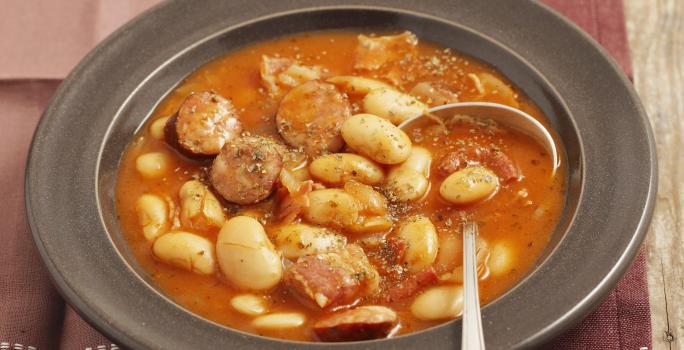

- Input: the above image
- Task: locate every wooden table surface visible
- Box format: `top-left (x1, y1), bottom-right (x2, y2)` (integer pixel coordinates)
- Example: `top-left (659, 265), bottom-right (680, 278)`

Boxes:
top-left (624, 1), bottom-right (683, 349)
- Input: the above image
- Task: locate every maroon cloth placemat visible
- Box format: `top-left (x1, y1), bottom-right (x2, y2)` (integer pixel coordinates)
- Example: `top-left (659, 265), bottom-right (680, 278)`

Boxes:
top-left (0, 0), bottom-right (651, 349)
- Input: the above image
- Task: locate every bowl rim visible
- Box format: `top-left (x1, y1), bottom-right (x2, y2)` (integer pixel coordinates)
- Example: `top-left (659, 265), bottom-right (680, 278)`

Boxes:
top-left (25, 1), bottom-right (656, 349)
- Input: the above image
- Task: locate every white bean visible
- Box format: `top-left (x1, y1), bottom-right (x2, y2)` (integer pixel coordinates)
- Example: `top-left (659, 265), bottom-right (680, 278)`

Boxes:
top-left (149, 116), bottom-right (170, 140)
top-left (252, 312), bottom-right (306, 329)
top-left (273, 223), bottom-right (347, 260)
top-left (386, 147), bottom-right (432, 202)
top-left (136, 194), bottom-right (170, 241)
top-left (152, 231), bottom-right (216, 275)
top-left (410, 285), bottom-right (464, 320)
top-left (434, 232), bottom-right (461, 275)
top-left (346, 216), bottom-right (394, 235)
top-left (386, 168), bottom-right (429, 202)
top-left (179, 180), bottom-right (226, 231)
top-left (396, 215), bottom-right (439, 272)
top-left (400, 146), bottom-right (432, 176)
top-left (341, 114), bottom-right (412, 165)
top-left (304, 189), bottom-right (360, 228)
top-left (230, 294), bottom-right (268, 316)
top-left (363, 87), bottom-right (428, 125)
top-left (489, 241), bottom-right (515, 277)
top-left (439, 166), bottom-right (499, 205)
top-left (327, 75), bottom-right (394, 95)
top-left (216, 216), bottom-right (283, 290)
top-left (327, 76), bottom-right (429, 124)
top-left (309, 153), bottom-right (385, 186)
top-left (442, 237), bottom-right (490, 283)
top-left (135, 152), bottom-right (171, 179)
top-left (343, 181), bottom-right (388, 216)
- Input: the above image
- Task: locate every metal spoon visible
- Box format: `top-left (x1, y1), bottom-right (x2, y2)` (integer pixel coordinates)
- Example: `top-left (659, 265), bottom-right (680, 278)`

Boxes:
top-left (461, 221), bottom-right (485, 350)
top-left (397, 102), bottom-right (560, 349)
top-left (398, 102), bottom-right (560, 177)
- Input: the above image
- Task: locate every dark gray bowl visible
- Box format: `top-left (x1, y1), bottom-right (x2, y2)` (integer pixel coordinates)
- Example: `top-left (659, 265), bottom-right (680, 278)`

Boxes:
top-left (25, 0), bottom-right (656, 349)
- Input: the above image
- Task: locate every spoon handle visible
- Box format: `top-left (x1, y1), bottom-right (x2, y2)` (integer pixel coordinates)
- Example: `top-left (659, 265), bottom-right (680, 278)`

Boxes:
top-left (462, 221), bottom-right (486, 350)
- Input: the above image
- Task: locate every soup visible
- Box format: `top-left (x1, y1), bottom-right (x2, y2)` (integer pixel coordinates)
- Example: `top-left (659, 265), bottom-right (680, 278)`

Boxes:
top-left (115, 30), bottom-right (565, 341)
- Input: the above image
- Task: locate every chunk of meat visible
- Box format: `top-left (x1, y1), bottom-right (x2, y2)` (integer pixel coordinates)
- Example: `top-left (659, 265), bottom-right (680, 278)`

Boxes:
top-left (284, 245), bottom-right (380, 309)
top-left (354, 32), bottom-right (418, 70)
top-left (276, 81), bottom-right (351, 157)
top-left (367, 237), bottom-right (407, 276)
top-left (354, 32), bottom-right (419, 85)
top-left (436, 146), bottom-right (520, 182)
top-left (210, 135), bottom-right (283, 205)
top-left (164, 91), bottom-right (242, 157)
top-left (367, 238), bottom-right (438, 302)
top-left (314, 306), bottom-right (398, 342)
top-left (260, 55), bottom-right (322, 96)
top-left (410, 82), bottom-right (459, 106)
top-left (384, 268), bottom-right (438, 303)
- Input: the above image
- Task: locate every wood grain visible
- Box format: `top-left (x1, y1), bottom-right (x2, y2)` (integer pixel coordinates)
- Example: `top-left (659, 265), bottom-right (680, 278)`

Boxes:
top-left (624, 1), bottom-right (684, 349)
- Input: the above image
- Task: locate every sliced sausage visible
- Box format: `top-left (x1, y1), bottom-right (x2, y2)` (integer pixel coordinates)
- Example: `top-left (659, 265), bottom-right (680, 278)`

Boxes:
top-left (314, 305), bottom-right (398, 342)
top-left (210, 135), bottom-right (283, 205)
top-left (165, 91), bottom-right (242, 157)
top-left (284, 245), bottom-right (379, 309)
top-left (276, 81), bottom-right (351, 157)
top-left (436, 146), bottom-right (520, 182)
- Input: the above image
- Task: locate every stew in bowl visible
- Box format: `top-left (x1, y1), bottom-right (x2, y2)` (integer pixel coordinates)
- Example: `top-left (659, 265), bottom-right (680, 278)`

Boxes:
top-left (115, 30), bottom-right (565, 342)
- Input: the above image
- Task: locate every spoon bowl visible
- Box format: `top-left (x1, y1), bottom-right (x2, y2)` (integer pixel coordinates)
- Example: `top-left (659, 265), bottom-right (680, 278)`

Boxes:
top-left (398, 102), bottom-right (560, 177)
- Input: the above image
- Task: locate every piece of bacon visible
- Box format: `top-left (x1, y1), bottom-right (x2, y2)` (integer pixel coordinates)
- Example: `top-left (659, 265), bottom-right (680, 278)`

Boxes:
top-left (436, 146), bottom-right (520, 182)
top-left (367, 238), bottom-right (438, 302)
top-left (384, 268), bottom-right (439, 303)
top-left (274, 169), bottom-right (313, 223)
top-left (284, 245), bottom-right (380, 309)
top-left (368, 237), bottom-right (407, 276)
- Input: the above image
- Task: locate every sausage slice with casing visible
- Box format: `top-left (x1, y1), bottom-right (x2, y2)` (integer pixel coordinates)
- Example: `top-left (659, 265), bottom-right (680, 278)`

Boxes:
top-left (165, 91), bottom-right (242, 157)
top-left (276, 81), bottom-right (351, 157)
top-left (210, 135), bottom-right (283, 205)
top-left (314, 306), bottom-right (398, 342)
